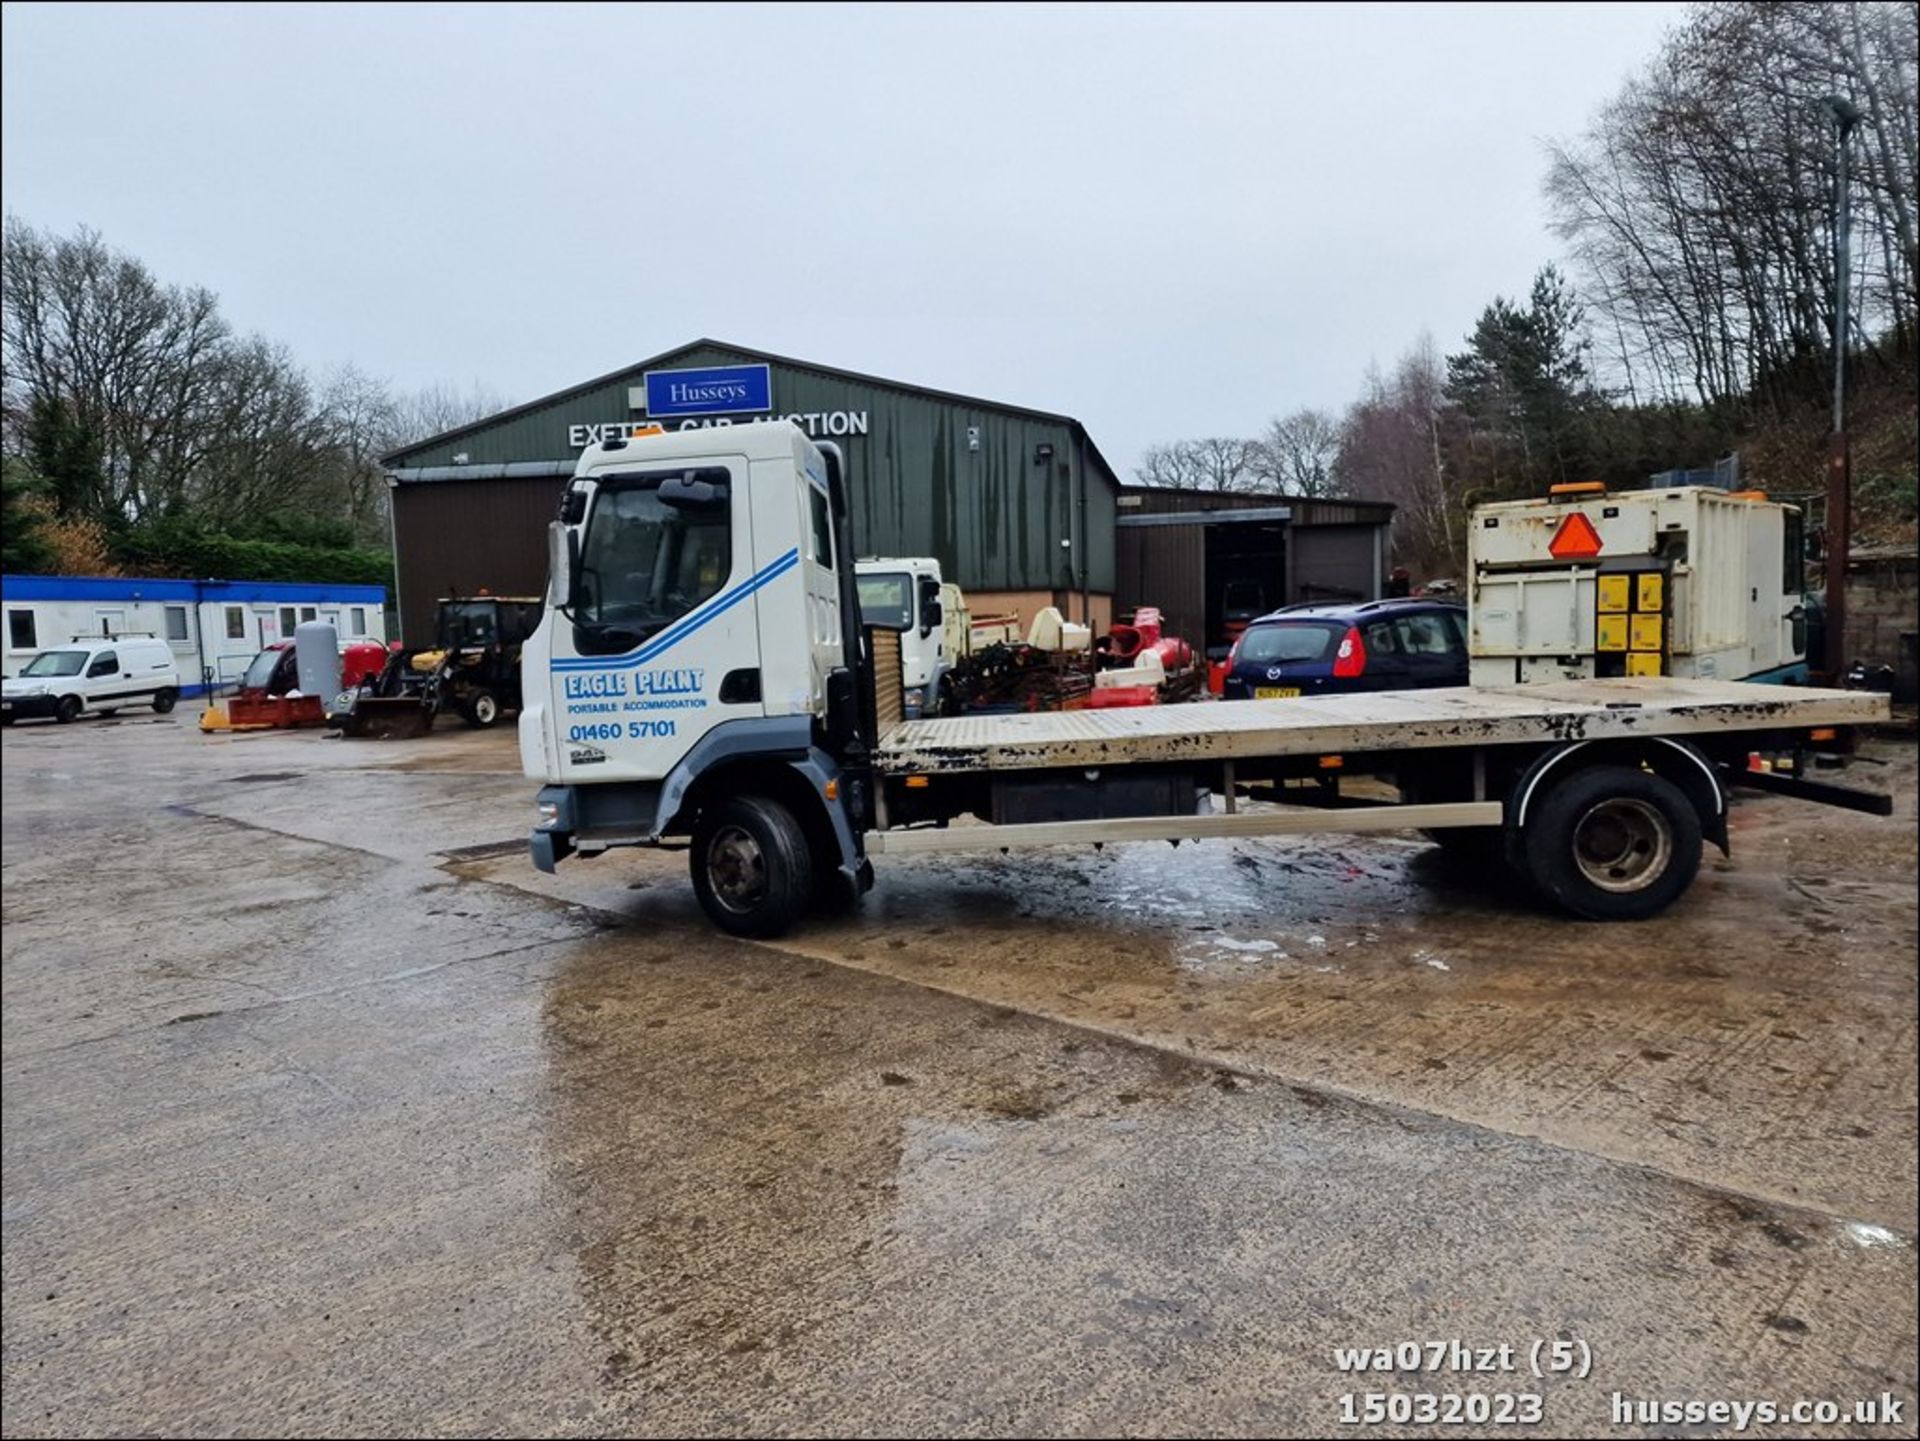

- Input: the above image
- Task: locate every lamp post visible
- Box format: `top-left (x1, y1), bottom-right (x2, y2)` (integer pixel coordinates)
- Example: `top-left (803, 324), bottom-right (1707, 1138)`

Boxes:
top-left (1821, 93), bottom-right (1862, 681)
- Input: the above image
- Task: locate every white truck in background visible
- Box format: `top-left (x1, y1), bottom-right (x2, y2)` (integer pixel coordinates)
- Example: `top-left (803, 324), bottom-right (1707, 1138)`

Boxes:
top-left (1470, 483), bottom-right (1811, 687)
top-left (854, 558), bottom-right (947, 719)
top-left (518, 422), bottom-right (1889, 939)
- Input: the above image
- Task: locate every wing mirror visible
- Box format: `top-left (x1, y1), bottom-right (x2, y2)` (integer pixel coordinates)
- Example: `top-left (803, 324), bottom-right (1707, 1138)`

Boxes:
top-left (547, 521), bottom-right (580, 611)
top-left (918, 575), bottom-right (943, 638)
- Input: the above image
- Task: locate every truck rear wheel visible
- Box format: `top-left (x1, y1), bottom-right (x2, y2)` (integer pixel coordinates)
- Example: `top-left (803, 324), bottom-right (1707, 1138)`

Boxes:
top-left (1525, 766), bottom-right (1701, 921)
top-left (151, 688), bottom-right (178, 714)
top-left (691, 795), bottom-right (813, 939)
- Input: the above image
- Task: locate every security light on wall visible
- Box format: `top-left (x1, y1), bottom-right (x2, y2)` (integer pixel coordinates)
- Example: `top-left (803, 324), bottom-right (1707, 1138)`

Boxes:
top-left (1034, 443), bottom-right (1055, 465)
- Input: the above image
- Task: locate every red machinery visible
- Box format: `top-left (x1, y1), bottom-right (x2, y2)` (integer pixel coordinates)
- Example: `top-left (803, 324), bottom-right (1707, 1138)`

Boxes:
top-left (1090, 607), bottom-right (1200, 708)
top-left (203, 639), bottom-right (390, 730)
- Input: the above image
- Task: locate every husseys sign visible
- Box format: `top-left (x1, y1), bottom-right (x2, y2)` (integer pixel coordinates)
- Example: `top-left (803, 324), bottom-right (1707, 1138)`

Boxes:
top-left (565, 361), bottom-right (870, 449)
top-left (643, 363), bottom-right (772, 418)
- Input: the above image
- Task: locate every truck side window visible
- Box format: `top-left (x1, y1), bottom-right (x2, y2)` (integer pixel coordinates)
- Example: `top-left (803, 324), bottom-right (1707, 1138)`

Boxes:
top-left (1783, 511), bottom-right (1804, 595)
top-left (88, 651), bottom-right (117, 677)
top-left (809, 485), bottom-right (834, 570)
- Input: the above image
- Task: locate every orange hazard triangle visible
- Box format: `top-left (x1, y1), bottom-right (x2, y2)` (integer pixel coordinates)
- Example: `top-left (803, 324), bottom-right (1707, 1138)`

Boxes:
top-left (1548, 511), bottom-right (1604, 559)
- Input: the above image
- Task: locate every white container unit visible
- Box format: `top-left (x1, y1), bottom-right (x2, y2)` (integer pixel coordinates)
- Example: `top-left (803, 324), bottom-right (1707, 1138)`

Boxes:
top-left (1, 575), bottom-right (389, 694)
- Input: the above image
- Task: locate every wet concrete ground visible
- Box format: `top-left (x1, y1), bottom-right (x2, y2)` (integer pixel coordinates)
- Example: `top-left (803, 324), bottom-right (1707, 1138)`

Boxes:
top-left (3, 709), bottom-right (1915, 1436)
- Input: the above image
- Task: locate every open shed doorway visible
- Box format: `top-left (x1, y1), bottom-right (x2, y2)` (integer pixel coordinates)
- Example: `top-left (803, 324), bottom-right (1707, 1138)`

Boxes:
top-left (1205, 520), bottom-right (1288, 658)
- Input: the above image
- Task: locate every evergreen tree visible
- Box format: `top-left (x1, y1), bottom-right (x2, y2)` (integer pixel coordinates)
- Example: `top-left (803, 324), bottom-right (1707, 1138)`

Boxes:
top-left (1, 458), bottom-right (56, 573)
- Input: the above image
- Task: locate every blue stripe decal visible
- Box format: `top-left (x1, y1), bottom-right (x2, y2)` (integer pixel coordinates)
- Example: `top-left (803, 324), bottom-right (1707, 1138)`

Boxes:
top-left (552, 548), bottom-right (799, 672)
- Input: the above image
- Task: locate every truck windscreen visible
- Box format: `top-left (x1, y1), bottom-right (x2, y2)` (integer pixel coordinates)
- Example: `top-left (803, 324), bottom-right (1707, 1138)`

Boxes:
top-left (857, 573), bottom-right (913, 630)
top-left (576, 472), bottom-right (731, 638)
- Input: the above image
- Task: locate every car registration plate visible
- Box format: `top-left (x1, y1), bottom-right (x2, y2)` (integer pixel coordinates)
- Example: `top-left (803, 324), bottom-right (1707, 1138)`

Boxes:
top-left (1254, 686), bottom-right (1301, 699)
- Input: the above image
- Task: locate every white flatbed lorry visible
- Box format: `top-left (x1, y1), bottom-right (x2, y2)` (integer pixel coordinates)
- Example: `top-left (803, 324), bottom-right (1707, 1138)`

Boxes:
top-left (520, 421), bottom-right (1892, 938)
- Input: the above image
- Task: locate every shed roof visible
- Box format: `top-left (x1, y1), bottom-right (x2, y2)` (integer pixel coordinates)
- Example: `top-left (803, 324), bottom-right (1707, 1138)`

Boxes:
top-left (382, 338), bottom-right (1124, 491)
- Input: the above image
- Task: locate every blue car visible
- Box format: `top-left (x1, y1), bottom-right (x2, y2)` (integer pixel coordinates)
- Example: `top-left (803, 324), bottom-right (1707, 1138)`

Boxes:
top-left (1222, 598), bottom-right (1469, 699)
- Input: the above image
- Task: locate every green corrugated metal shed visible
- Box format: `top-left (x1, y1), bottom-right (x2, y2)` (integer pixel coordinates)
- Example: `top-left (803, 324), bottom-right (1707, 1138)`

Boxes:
top-left (383, 341), bottom-right (1120, 638)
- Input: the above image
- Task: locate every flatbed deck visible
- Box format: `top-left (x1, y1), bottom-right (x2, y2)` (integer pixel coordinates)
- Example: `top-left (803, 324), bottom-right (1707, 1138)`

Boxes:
top-left (875, 678), bottom-right (1889, 774)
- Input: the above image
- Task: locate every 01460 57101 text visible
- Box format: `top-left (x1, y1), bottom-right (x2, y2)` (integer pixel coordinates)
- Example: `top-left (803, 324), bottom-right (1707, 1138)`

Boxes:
top-left (567, 720), bottom-right (676, 743)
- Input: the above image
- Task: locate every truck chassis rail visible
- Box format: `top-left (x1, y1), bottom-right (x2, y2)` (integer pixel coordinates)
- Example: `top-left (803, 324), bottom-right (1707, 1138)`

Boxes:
top-left (866, 800), bottom-right (1504, 855)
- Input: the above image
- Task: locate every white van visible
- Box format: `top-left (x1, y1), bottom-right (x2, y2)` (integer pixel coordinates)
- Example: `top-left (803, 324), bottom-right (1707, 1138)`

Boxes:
top-left (2, 635), bottom-right (182, 724)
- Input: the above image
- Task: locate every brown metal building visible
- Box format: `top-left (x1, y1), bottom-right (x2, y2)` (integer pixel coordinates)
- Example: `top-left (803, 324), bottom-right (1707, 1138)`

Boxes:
top-left (1115, 488), bottom-right (1397, 657)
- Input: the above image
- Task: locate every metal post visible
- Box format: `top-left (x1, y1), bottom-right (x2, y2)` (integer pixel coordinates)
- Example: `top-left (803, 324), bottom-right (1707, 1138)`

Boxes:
top-left (1822, 95), bottom-right (1861, 682)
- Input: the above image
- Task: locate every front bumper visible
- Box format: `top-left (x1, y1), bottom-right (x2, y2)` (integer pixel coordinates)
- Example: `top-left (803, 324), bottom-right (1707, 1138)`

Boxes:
top-left (529, 825), bottom-right (575, 873)
top-left (1, 693), bottom-right (59, 719)
top-left (529, 784), bottom-right (577, 873)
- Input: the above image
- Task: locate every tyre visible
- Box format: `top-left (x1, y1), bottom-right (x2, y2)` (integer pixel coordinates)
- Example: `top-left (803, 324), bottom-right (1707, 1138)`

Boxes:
top-left (55, 695), bottom-right (82, 724)
top-left (151, 688), bottom-right (178, 714)
top-left (690, 795), bottom-right (813, 939)
top-left (1525, 765), bottom-right (1702, 921)
top-left (459, 689), bottom-right (500, 728)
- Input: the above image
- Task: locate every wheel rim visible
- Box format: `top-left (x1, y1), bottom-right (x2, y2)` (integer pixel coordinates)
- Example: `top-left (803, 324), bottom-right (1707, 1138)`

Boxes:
top-left (706, 824), bottom-right (769, 914)
top-left (475, 695), bottom-right (497, 724)
top-left (1572, 797), bottom-right (1672, 892)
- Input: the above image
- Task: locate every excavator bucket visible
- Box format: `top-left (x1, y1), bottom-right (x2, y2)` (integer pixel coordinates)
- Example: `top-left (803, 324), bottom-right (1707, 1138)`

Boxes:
top-left (336, 695), bottom-right (437, 740)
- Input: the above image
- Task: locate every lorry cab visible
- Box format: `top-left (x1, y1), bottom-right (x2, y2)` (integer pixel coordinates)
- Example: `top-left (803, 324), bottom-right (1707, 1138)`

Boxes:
top-left (854, 557), bottom-right (946, 718)
top-left (520, 420), bottom-right (871, 909)
top-left (2, 634), bottom-right (181, 724)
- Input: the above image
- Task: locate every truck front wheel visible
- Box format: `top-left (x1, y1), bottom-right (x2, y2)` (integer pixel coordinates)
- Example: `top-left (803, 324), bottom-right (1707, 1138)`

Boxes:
top-left (691, 795), bottom-right (813, 939)
top-left (1526, 766), bottom-right (1701, 921)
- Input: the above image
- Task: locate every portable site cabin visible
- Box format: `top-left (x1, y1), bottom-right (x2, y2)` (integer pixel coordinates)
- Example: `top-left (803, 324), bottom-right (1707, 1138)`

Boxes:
top-left (1468, 485), bottom-right (1809, 687)
top-left (1, 575), bottom-right (389, 696)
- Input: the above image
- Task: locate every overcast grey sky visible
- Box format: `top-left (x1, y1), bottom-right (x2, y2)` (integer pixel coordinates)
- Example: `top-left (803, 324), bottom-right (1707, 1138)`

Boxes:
top-left (2, 1), bottom-right (1685, 471)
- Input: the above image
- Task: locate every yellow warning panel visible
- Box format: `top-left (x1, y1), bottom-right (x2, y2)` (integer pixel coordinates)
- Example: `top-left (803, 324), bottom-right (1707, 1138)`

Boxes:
top-left (1597, 614), bottom-right (1629, 651)
top-left (1630, 614), bottom-right (1664, 651)
top-left (1597, 574), bottom-right (1631, 613)
top-left (1626, 651), bottom-right (1663, 677)
top-left (1636, 572), bottom-right (1664, 612)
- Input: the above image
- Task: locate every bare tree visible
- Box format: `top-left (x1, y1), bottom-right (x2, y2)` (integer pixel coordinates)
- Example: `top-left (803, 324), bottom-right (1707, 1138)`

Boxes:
top-left (1132, 436), bottom-right (1259, 491)
top-left (319, 363), bottom-right (403, 545)
top-left (1546, 1), bottom-right (1917, 413)
top-left (2, 217), bottom-right (230, 520)
top-left (1250, 408), bottom-right (1343, 496)
top-left (386, 380), bottom-right (513, 451)
top-left (1334, 339), bottom-right (1457, 578)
